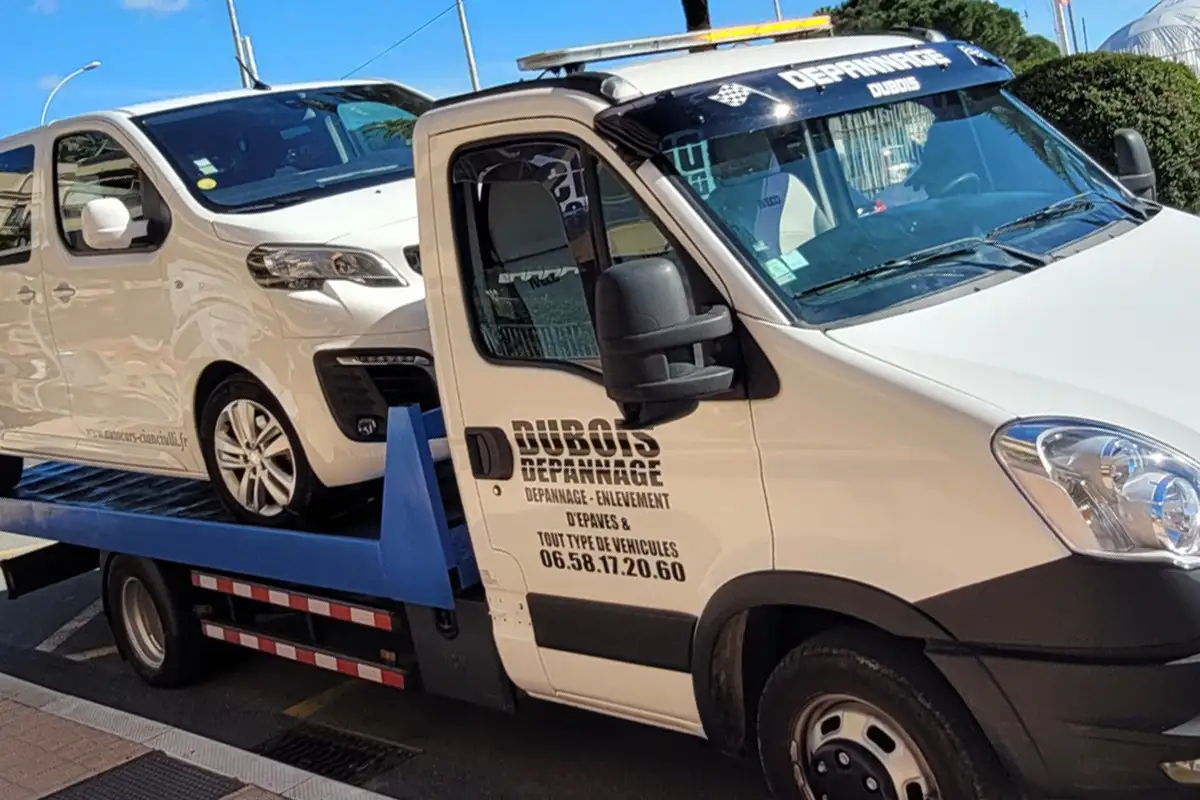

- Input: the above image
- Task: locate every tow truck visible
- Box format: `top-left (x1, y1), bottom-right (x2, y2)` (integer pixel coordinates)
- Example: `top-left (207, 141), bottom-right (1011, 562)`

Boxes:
top-left (4, 15), bottom-right (1199, 800)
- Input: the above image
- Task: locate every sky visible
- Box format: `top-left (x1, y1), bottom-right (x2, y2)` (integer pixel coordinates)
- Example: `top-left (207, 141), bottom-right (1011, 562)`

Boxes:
top-left (0, 0), bottom-right (1153, 138)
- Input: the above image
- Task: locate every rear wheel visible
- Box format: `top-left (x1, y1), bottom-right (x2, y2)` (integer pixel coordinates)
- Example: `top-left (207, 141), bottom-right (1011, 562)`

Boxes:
top-left (0, 456), bottom-right (22, 495)
top-left (106, 556), bottom-right (211, 688)
top-left (757, 627), bottom-right (1017, 800)
top-left (199, 374), bottom-right (328, 527)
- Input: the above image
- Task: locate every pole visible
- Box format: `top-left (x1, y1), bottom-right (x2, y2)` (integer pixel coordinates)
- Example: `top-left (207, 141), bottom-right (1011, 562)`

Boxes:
top-left (242, 34), bottom-right (259, 82)
top-left (1066, 0), bottom-right (1080, 53)
top-left (225, 0), bottom-right (249, 88)
top-left (456, 0), bottom-right (481, 91)
top-left (1052, 0), bottom-right (1072, 55)
top-left (1082, 17), bottom-right (1089, 52)
top-left (773, 0), bottom-right (782, 21)
top-left (40, 61), bottom-right (101, 126)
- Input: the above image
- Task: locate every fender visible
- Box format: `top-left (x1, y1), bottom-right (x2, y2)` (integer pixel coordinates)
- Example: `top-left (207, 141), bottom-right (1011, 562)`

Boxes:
top-left (691, 570), bottom-right (954, 755)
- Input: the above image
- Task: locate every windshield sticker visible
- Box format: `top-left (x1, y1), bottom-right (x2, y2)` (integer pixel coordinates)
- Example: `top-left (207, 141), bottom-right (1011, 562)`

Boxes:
top-left (778, 47), bottom-right (953, 91)
top-left (197, 177), bottom-right (217, 191)
top-left (192, 157), bottom-right (219, 176)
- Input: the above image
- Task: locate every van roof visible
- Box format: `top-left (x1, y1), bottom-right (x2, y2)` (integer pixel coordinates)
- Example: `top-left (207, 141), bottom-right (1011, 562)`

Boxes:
top-left (114, 78), bottom-right (399, 118)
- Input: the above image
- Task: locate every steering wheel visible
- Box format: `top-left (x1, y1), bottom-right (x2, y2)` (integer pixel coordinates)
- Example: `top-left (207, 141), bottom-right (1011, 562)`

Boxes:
top-left (936, 172), bottom-right (982, 198)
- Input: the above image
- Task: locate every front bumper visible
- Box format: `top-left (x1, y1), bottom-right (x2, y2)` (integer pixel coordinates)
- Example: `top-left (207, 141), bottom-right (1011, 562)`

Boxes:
top-left (313, 348), bottom-right (439, 443)
top-left (919, 557), bottom-right (1200, 798)
top-left (934, 646), bottom-right (1200, 798)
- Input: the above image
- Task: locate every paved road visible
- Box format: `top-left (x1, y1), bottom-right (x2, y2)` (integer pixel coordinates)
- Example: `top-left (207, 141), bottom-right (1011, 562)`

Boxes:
top-left (0, 568), bottom-right (771, 799)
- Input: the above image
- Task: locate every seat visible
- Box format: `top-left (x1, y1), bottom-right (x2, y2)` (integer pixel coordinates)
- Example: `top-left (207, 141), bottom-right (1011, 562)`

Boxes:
top-left (482, 181), bottom-right (596, 361)
top-left (706, 132), bottom-right (831, 256)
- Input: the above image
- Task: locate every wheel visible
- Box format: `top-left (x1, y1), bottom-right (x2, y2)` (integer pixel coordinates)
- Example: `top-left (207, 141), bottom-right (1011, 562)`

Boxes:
top-left (0, 455), bottom-right (22, 494)
top-left (105, 555), bottom-right (210, 688)
top-left (199, 373), bottom-right (328, 527)
top-left (756, 627), bottom-right (1016, 800)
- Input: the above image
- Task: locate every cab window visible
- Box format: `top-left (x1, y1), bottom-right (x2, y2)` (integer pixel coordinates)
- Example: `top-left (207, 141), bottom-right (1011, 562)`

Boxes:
top-left (449, 138), bottom-right (696, 373)
top-left (54, 131), bottom-right (169, 254)
top-left (0, 145), bottom-right (34, 266)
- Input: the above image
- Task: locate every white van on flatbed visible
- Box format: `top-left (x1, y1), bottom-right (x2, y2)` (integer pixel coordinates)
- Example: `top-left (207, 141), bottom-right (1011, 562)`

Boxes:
top-left (0, 79), bottom-right (437, 527)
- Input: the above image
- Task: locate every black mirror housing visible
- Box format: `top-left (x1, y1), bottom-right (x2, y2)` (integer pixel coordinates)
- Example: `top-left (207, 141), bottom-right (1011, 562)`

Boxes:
top-left (594, 257), bottom-right (735, 406)
top-left (1113, 128), bottom-right (1156, 201)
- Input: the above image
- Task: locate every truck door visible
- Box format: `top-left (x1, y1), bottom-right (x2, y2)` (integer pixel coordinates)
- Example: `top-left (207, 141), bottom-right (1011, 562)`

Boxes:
top-left (423, 120), bottom-right (773, 728)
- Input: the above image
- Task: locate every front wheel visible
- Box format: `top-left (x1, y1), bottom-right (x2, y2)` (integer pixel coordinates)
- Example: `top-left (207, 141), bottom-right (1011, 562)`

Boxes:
top-left (199, 374), bottom-right (328, 527)
top-left (757, 628), bottom-right (1017, 800)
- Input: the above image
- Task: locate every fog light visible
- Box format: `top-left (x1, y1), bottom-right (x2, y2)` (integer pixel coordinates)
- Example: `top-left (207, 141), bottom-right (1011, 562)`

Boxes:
top-left (357, 417), bottom-right (380, 437)
top-left (1163, 759), bottom-right (1200, 784)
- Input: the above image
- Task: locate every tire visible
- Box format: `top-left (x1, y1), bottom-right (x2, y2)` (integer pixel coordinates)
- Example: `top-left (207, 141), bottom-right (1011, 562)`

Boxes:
top-left (756, 627), bottom-right (1017, 800)
top-left (105, 555), bottom-right (210, 688)
top-left (199, 373), bottom-right (328, 527)
top-left (0, 455), bottom-right (22, 494)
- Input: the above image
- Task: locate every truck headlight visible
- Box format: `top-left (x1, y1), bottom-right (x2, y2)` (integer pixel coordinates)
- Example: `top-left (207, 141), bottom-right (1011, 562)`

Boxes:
top-left (994, 419), bottom-right (1200, 567)
top-left (247, 245), bottom-right (406, 290)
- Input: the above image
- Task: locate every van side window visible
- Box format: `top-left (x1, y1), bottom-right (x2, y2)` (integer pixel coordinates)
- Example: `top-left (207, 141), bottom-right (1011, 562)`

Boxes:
top-left (54, 131), bottom-right (167, 253)
top-left (450, 140), bottom-right (602, 368)
top-left (0, 145), bottom-right (35, 266)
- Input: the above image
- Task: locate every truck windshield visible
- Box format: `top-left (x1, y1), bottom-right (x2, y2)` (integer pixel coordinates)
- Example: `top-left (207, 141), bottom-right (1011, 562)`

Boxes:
top-left (605, 45), bottom-right (1152, 324)
top-left (135, 83), bottom-right (432, 213)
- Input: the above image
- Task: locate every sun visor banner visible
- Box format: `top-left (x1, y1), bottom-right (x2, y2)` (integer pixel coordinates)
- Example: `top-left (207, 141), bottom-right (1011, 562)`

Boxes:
top-left (605, 41), bottom-right (1014, 139)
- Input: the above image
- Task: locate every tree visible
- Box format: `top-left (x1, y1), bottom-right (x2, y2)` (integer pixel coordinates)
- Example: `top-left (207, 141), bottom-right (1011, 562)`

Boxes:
top-left (1010, 52), bottom-right (1200, 211)
top-left (816, 0), bottom-right (1059, 72)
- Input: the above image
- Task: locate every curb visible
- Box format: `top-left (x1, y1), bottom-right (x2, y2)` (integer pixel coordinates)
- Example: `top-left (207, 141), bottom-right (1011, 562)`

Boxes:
top-left (0, 671), bottom-right (393, 800)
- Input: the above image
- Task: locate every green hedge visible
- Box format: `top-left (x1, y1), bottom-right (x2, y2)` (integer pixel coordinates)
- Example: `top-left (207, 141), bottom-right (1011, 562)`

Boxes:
top-left (1009, 51), bottom-right (1200, 211)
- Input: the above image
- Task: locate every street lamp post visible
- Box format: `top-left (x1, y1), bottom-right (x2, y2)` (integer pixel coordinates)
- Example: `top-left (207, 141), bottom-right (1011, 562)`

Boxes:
top-left (40, 60), bottom-right (101, 127)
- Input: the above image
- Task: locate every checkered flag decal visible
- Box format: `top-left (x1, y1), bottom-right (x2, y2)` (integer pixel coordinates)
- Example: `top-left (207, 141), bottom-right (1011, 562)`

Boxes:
top-left (709, 82), bottom-right (779, 108)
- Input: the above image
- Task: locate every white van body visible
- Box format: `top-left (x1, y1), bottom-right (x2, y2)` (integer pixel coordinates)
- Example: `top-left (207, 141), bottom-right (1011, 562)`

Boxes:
top-left (0, 79), bottom-right (436, 525)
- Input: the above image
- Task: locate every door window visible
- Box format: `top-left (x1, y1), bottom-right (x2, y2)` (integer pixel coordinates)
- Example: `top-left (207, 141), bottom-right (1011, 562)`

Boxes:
top-left (0, 145), bottom-right (34, 266)
top-left (450, 138), bottom-right (697, 373)
top-left (54, 131), bottom-right (167, 253)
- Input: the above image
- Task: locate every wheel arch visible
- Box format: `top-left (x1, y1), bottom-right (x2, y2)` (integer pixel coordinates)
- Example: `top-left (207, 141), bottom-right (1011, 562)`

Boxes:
top-left (692, 571), bottom-right (955, 757)
top-left (191, 360), bottom-right (258, 434)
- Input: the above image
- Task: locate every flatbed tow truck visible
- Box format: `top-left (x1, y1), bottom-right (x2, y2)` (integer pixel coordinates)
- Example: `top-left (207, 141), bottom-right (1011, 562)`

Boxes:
top-left (6, 15), bottom-right (1200, 800)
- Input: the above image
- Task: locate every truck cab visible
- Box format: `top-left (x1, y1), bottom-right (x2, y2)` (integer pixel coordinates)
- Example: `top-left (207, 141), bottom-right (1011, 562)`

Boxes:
top-left (413, 18), bottom-right (1197, 800)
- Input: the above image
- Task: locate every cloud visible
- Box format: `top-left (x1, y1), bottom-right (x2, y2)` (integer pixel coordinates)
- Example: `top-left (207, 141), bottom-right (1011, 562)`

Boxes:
top-left (37, 74), bottom-right (63, 90)
top-left (31, 0), bottom-right (59, 12)
top-left (120, 0), bottom-right (188, 11)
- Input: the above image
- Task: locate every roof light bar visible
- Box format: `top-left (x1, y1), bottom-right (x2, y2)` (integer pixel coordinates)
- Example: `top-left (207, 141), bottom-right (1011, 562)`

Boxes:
top-left (517, 15), bottom-right (834, 74)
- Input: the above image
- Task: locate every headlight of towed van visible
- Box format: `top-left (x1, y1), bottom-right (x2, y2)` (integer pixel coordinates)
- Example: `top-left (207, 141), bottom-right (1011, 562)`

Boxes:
top-left (994, 419), bottom-right (1200, 567)
top-left (247, 245), bottom-right (407, 290)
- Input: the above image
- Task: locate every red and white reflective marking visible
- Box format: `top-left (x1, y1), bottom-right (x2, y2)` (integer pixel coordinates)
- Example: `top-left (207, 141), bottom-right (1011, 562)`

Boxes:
top-left (190, 571), bottom-right (394, 631)
top-left (201, 622), bottom-right (407, 689)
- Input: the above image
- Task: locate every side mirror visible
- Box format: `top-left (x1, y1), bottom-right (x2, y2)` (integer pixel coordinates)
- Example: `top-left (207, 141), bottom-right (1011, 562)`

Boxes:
top-left (80, 197), bottom-right (135, 250)
top-left (1113, 128), bottom-right (1157, 201)
top-left (594, 256), bottom-right (735, 419)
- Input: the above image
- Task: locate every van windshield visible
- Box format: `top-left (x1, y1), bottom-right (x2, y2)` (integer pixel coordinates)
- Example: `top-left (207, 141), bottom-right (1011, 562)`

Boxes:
top-left (603, 43), bottom-right (1155, 324)
top-left (135, 83), bottom-right (432, 213)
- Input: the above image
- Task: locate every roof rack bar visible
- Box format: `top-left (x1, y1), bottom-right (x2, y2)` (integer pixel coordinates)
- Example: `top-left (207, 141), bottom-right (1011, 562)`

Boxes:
top-left (517, 15), bottom-right (834, 74)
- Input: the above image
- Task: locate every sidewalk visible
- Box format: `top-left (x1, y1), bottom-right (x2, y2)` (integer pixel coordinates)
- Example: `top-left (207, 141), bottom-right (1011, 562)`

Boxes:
top-left (0, 672), bottom-right (390, 800)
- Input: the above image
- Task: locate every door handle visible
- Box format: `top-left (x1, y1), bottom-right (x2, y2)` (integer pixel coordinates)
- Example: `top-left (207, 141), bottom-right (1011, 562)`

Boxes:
top-left (52, 283), bottom-right (76, 302)
top-left (464, 427), bottom-right (515, 480)
top-left (16, 286), bottom-right (35, 305)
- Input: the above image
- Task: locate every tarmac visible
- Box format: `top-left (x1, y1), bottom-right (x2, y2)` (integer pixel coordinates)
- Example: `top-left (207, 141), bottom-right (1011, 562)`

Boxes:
top-left (0, 671), bottom-right (390, 800)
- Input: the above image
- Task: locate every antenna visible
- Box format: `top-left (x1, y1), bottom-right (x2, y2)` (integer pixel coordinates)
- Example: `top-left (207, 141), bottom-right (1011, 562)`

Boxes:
top-left (235, 53), bottom-right (272, 90)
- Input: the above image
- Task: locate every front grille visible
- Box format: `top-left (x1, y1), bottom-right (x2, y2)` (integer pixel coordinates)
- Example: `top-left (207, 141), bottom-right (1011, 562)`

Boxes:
top-left (315, 350), bottom-right (439, 443)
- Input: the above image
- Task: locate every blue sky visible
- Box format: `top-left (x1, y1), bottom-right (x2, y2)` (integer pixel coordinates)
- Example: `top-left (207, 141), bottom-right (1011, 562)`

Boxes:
top-left (1, 0), bottom-right (1148, 138)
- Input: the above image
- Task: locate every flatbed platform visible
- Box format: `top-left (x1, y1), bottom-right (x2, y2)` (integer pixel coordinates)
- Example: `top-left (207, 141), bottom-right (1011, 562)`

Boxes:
top-left (0, 406), bottom-right (477, 609)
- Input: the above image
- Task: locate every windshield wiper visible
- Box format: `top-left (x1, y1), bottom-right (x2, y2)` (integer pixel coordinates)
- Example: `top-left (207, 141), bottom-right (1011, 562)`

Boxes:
top-left (794, 237), bottom-right (1048, 300)
top-left (989, 190), bottom-right (1151, 238)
